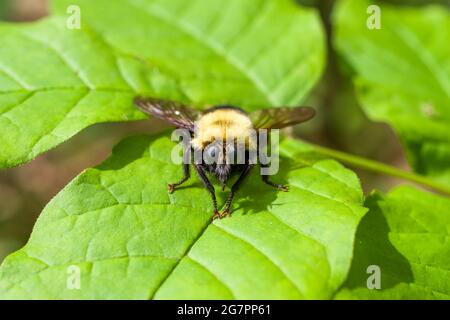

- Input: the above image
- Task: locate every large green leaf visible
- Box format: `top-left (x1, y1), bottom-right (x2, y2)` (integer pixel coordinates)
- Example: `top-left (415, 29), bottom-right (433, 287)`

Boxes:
top-left (0, 134), bottom-right (366, 299)
top-left (334, 0), bottom-right (450, 186)
top-left (335, 186), bottom-right (450, 299)
top-left (0, 17), bottom-right (147, 168)
top-left (0, 0), bottom-right (325, 168)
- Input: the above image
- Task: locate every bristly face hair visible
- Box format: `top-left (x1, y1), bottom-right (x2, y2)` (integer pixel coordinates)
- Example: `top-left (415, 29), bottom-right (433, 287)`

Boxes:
top-left (134, 97), bottom-right (315, 220)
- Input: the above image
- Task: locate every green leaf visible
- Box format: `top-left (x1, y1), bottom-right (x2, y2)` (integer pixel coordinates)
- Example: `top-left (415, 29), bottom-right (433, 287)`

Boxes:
top-left (334, 0), bottom-right (450, 187)
top-left (53, 0), bottom-right (325, 107)
top-left (0, 134), bottom-right (366, 299)
top-left (0, 0), bottom-right (325, 168)
top-left (0, 17), bottom-right (146, 168)
top-left (335, 186), bottom-right (450, 300)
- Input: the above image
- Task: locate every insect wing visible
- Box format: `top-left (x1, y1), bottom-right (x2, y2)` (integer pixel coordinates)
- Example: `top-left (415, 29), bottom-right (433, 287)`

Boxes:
top-left (250, 107), bottom-right (315, 129)
top-left (134, 97), bottom-right (199, 130)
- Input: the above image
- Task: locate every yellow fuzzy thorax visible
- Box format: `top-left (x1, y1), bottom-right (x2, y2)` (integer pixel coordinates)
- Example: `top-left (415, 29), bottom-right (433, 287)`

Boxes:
top-left (191, 109), bottom-right (256, 149)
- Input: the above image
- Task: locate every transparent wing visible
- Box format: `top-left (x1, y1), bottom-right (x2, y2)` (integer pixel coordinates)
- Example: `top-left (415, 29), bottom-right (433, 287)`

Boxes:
top-left (134, 97), bottom-right (199, 130)
top-left (250, 107), bottom-right (315, 129)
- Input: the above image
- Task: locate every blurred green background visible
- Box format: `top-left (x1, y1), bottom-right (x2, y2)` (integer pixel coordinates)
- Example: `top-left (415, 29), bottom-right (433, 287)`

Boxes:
top-left (0, 0), bottom-right (447, 262)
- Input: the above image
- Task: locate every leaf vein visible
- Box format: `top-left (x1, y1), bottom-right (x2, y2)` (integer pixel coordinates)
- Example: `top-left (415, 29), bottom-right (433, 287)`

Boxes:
top-left (213, 224), bottom-right (304, 298)
top-left (128, 0), bottom-right (275, 105)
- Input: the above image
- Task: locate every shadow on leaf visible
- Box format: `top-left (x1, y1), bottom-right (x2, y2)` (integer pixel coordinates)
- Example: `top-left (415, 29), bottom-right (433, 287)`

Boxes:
top-left (232, 158), bottom-right (305, 216)
top-left (340, 192), bottom-right (413, 291)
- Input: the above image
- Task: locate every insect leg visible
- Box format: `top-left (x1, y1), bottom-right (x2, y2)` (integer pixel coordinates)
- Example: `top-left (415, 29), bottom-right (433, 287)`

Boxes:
top-left (221, 164), bottom-right (254, 218)
top-left (194, 164), bottom-right (219, 220)
top-left (168, 163), bottom-right (190, 194)
top-left (260, 164), bottom-right (289, 192)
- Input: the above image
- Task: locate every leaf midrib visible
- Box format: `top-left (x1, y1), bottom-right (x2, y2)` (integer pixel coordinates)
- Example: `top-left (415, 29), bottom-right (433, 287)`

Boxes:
top-left (127, 0), bottom-right (276, 105)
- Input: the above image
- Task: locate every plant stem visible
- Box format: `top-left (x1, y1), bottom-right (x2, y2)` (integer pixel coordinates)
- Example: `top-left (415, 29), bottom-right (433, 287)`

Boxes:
top-left (308, 143), bottom-right (450, 197)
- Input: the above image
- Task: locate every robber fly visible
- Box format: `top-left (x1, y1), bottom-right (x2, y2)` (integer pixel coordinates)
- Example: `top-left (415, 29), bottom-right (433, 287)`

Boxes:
top-left (134, 97), bottom-right (315, 220)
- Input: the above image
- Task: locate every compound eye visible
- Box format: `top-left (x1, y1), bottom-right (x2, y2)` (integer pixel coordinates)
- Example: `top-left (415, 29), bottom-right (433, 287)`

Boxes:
top-left (208, 147), bottom-right (216, 158)
top-left (206, 143), bottom-right (220, 159)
